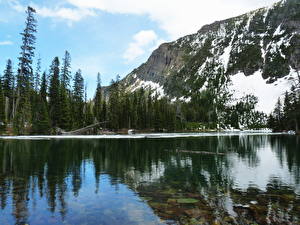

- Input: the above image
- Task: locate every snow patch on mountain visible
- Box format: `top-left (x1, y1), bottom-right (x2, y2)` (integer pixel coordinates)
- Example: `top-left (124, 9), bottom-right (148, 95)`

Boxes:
top-left (130, 79), bottom-right (166, 98)
top-left (274, 24), bottom-right (285, 36)
top-left (230, 70), bottom-right (297, 114)
top-left (245, 13), bottom-right (255, 31)
top-left (190, 33), bottom-right (208, 49)
top-left (260, 39), bottom-right (267, 62)
top-left (220, 42), bottom-right (233, 71)
top-left (268, 35), bottom-right (292, 59)
top-left (197, 58), bottom-right (210, 75)
top-left (179, 96), bottom-right (192, 103)
top-left (263, 7), bottom-right (271, 24)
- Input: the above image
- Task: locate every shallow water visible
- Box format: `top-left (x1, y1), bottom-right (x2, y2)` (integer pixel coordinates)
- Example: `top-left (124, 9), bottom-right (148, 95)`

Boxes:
top-left (0, 135), bottom-right (299, 224)
top-left (0, 131), bottom-right (277, 140)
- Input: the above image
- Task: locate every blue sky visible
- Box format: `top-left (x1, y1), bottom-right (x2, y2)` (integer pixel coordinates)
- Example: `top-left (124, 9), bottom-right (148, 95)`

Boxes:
top-left (0, 0), bottom-right (278, 98)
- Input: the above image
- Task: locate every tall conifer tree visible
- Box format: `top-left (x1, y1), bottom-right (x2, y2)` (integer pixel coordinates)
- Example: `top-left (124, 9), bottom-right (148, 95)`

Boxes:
top-left (59, 51), bottom-right (72, 130)
top-left (3, 59), bottom-right (14, 122)
top-left (34, 57), bottom-right (41, 92)
top-left (94, 73), bottom-right (102, 122)
top-left (3, 59), bottom-right (14, 99)
top-left (61, 51), bottom-right (72, 89)
top-left (15, 6), bottom-right (37, 133)
top-left (108, 77), bottom-right (120, 130)
top-left (72, 69), bottom-right (84, 128)
top-left (0, 78), bottom-right (5, 125)
top-left (32, 95), bottom-right (51, 134)
top-left (59, 87), bottom-right (71, 130)
top-left (40, 72), bottom-right (47, 104)
top-left (49, 57), bottom-right (61, 127)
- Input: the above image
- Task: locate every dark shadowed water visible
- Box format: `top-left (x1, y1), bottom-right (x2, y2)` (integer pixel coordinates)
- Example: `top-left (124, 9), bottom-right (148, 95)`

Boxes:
top-left (0, 135), bottom-right (299, 225)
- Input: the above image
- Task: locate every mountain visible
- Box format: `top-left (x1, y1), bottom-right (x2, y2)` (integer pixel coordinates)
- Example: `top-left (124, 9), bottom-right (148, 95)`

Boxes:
top-left (122, 0), bottom-right (300, 113)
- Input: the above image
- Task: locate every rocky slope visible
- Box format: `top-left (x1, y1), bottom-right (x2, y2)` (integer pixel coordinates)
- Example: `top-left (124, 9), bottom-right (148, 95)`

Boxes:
top-left (122, 0), bottom-right (300, 113)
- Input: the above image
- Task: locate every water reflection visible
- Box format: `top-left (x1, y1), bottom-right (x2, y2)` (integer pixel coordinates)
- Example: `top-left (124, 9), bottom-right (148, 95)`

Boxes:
top-left (0, 135), bottom-right (299, 224)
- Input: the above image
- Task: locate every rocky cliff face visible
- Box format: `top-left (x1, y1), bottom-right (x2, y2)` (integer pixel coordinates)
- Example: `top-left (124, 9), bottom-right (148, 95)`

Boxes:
top-left (122, 0), bottom-right (300, 113)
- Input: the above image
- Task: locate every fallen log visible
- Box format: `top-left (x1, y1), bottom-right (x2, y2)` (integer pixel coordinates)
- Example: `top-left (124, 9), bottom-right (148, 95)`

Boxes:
top-left (61, 121), bottom-right (109, 135)
top-left (166, 149), bottom-right (226, 156)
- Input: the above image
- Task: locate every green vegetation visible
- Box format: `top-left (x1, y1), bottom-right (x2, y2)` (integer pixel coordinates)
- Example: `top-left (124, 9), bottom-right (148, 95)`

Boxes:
top-left (268, 84), bottom-right (300, 133)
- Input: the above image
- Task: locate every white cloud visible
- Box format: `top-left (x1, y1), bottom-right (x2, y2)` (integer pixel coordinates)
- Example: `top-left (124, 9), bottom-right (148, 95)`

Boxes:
top-left (65, 0), bottom-right (279, 39)
top-left (35, 6), bottom-right (95, 22)
top-left (8, 0), bottom-right (95, 23)
top-left (8, 0), bottom-right (25, 12)
top-left (9, 0), bottom-right (279, 38)
top-left (123, 30), bottom-right (161, 62)
top-left (0, 40), bottom-right (13, 46)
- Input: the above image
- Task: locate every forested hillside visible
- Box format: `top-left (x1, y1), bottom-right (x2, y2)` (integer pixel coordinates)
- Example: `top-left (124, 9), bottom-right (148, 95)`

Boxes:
top-left (120, 0), bottom-right (300, 133)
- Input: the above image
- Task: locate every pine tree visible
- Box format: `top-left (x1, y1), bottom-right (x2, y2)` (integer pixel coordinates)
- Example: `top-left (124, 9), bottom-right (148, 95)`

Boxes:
top-left (94, 73), bottom-right (102, 122)
top-left (0, 78), bottom-right (5, 125)
top-left (283, 91), bottom-right (291, 129)
top-left (59, 87), bottom-right (71, 130)
top-left (153, 96), bottom-right (162, 131)
top-left (16, 7), bottom-right (37, 127)
top-left (289, 86), bottom-right (300, 133)
top-left (108, 78), bottom-right (120, 130)
top-left (34, 57), bottom-right (41, 92)
top-left (101, 100), bottom-right (107, 123)
top-left (17, 6), bottom-right (37, 90)
top-left (146, 94), bottom-right (153, 129)
top-left (84, 102), bottom-right (94, 127)
top-left (131, 93), bottom-right (138, 129)
top-left (49, 57), bottom-right (61, 127)
top-left (32, 96), bottom-right (51, 134)
top-left (273, 98), bottom-right (283, 131)
top-left (15, 6), bottom-right (37, 134)
top-left (118, 81), bottom-right (127, 128)
top-left (30, 57), bottom-right (42, 134)
top-left (166, 101), bottom-right (176, 131)
top-left (267, 114), bottom-right (276, 130)
top-left (59, 52), bottom-right (72, 130)
top-left (84, 83), bottom-right (88, 126)
top-left (136, 88), bottom-right (146, 129)
top-left (3, 59), bottom-right (14, 98)
top-left (61, 51), bottom-right (72, 89)
top-left (122, 93), bottom-right (131, 128)
top-left (40, 72), bottom-right (47, 104)
top-left (72, 69), bottom-right (84, 128)
top-left (2, 59), bottom-right (14, 122)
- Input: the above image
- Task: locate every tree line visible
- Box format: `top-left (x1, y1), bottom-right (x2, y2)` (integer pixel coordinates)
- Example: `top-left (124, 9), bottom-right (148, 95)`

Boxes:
top-left (268, 81), bottom-right (300, 133)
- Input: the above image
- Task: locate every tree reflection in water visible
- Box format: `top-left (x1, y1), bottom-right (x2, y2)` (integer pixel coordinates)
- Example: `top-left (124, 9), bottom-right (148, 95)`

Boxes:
top-left (0, 135), bottom-right (299, 224)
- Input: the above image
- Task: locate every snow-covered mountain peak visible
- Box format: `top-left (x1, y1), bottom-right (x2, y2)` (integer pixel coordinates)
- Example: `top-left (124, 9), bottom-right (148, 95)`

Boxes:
top-left (122, 0), bottom-right (300, 113)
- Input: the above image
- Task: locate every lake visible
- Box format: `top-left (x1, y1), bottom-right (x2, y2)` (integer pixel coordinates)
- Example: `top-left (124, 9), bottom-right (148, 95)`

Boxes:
top-left (0, 134), bottom-right (299, 224)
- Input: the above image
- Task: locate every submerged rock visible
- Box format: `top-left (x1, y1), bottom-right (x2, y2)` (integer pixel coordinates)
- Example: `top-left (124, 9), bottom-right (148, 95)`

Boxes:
top-left (184, 208), bottom-right (210, 218)
top-left (177, 198), bottom-right (199, 204)
top-left (250, 201), bottom-right (258, 205)
top-left (148, 202), bottom-right (169, 210)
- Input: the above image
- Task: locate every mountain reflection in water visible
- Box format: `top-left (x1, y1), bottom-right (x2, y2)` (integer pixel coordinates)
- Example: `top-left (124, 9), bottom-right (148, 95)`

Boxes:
top-left (0, 135), bottom-right (299, 224)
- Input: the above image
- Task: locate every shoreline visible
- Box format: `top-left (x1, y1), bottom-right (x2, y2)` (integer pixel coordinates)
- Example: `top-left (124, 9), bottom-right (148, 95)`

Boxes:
top-left (0, 131), bottom-right (291, 140)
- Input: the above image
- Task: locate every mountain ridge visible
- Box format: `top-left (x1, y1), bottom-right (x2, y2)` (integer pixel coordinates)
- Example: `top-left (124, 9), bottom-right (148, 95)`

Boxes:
top-left (120, 0), bottom-right (300, 113)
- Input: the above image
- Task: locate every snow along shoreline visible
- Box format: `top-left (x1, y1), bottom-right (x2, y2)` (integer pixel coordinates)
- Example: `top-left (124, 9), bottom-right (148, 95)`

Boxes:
top-left (0, 131), bottom-right (290, 140)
